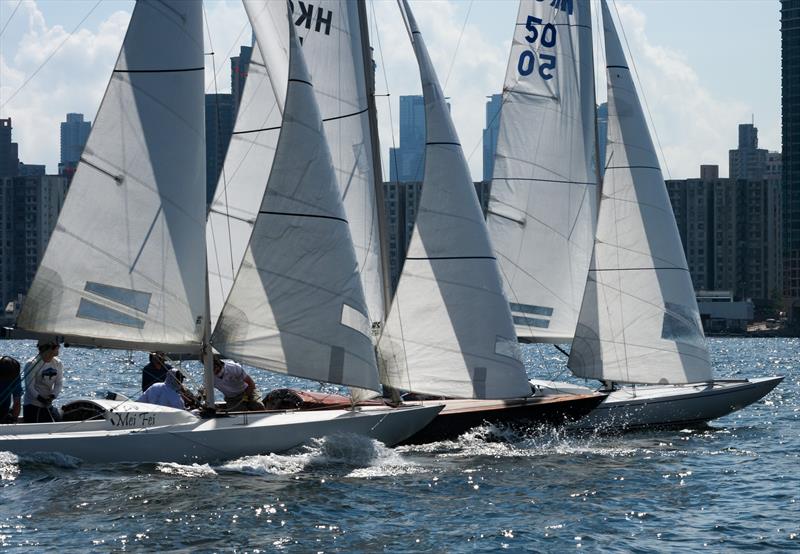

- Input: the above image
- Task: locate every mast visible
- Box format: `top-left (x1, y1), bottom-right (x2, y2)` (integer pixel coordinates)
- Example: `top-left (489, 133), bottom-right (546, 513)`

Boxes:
top-left (357, 0), bottom-right (393, 324)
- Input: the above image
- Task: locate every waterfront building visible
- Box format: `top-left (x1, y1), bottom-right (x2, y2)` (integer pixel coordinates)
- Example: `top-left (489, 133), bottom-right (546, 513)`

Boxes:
top-left (0, 119), bottom-right (19, 178)
top-left (0, 175), bottom-right (69, 306)
top-left (18, 164), bottom-right (46, 177)
top-left (782, 0), bottom-right (800, 314)
top-left (59, 113), bottom-right (91, 177)
top-left (482, 94), bottom-right (502, 182)
top-left (389, 96), bottom-right (426, 182)
top-left (205, 93), bottom-right (235, 204)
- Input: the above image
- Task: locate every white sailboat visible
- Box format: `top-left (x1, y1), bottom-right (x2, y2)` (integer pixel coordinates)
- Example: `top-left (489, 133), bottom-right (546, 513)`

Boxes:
top-left (376, 0), bottom-right (606, 443)
top-left (532, 0), bottom-right (783, 430)
top-left (0, 0), bottom-right (440, 463)
top-left (486, 0), bottom-right (599, 345)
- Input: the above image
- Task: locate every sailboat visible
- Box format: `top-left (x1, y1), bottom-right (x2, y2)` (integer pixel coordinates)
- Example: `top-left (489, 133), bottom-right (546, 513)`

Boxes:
top-left (370, 0), bottom-right (606, 444)
top-left (0, 0), bottom-right (440, 463)
top-left (523, 0), bottom-right (783, 430)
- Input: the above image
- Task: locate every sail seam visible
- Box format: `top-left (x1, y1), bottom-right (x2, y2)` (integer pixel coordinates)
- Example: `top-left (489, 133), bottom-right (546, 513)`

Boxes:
top-left (258, 210), bottom-right (348, 224)
top-left (606, 165), bottom-right (661, 171)
top-left (494, 177), bottom-right (597, 186)
top-left (114, 67), bottom-right (204, 73)
top-left (288, 78), bottom-right (313, 86)
top-left (208, 208), bottom-right (254, 224)
top-left (590, 267), bottom-right (689, 272)
top-left (232, 125), bottom-right (281, 136)
top-left (606, 64), bottom-right (629, 70)
top-left (426, 141), bottom-right (461, 146)
top-left (405, 256), bottom-right (496, 261)
top-left (322, 107), bottom-right (369, 123)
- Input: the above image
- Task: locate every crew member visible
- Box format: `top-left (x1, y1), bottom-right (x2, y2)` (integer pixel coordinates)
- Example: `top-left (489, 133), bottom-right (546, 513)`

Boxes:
top-left (0, 356), bottom-right (21, 423)
top-left (138, 369), bottom-right (186, 410)
top-left (212, 355), bottom-right (263, 411)
top-left (23, 339), bottom-right (64, 423)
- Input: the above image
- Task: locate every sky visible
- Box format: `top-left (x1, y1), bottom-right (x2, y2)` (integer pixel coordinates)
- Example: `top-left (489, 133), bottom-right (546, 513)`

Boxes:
top-left (0, 0), bottom-right (783, 180)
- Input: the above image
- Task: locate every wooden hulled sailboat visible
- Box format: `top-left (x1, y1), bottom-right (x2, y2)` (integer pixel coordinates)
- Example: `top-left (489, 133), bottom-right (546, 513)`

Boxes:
top-left (374, 0), bottom-right (606, 443)
top-left (0, 0), bottom-right (440, 463)
top-left (528, 0), bottom-right (783, 430)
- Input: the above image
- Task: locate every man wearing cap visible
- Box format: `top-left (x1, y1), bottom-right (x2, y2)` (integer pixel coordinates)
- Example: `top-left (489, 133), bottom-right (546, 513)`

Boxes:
top-left (23, 339), bottom-right (64, 423)
top-left (212, 355), bottom-right (264, 411)
top-left (141, 351), bottom-right (174, 392)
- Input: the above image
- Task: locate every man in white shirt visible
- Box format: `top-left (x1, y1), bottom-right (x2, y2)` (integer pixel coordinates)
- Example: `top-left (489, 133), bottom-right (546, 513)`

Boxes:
top-left (23, 338), bottom-right (64, 423)
top-left (138, 369), bottom-right (185, 410)
top-left (212, 355), bottom-right (264, 411)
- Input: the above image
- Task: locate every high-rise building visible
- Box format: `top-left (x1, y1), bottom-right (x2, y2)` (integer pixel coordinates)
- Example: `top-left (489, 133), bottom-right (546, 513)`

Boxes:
top-left (729, 123), bottom-right (768, 180)
top-left (0, 175), bottom-right (69, 306)
top-left (597, 102), bottom-right (608, 171)
top-left (782, 0), bottom-right (800, 315)
top-left (59, 113), bottom-right (91, 175)
top-left (205, 93), bottom-right (235, 205)
top-left (389, 95), bottom-right (427, 182)
top-left (231, 45), bottom-right (253, 115)
top-left (482, 94), bottom-right (502, 182)
top-left (18, 163), bottom-right (46, 177)
top-left (0, 118), bottom-right (19, 178)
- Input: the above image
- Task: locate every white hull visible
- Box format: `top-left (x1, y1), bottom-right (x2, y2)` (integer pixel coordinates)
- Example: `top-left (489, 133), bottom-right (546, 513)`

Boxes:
top-left (531, 376), bottom-right (784, 430)
top-left (0, 400), bottom-right (442, 463)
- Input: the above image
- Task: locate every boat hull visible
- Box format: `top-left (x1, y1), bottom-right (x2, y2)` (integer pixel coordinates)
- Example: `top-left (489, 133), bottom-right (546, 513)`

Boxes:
top-left (400, 393), bottom-right (607, 444)
top-left (0, 400), bottom-right (442, 463)
top-left (531, 376), bottom-right (784, 431)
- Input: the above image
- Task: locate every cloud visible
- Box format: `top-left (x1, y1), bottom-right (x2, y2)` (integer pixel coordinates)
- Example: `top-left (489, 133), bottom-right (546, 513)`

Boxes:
top-left (608, 3), bottom-right (752, 178)
top-left (1, 0), bottom-right (130, 172)
top-left (369, 0), bottom-right (508, 180)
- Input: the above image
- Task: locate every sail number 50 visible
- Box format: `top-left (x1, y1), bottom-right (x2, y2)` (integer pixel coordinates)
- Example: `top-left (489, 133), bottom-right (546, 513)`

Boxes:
top-left (518, 15), bottom-right (557, 80)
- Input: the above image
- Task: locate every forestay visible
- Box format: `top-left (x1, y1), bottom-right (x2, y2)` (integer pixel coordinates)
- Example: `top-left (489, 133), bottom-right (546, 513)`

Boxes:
top-left (486, 0), bottom-right (597, 343)
top-left (568, 0), bottom-right (712, 385)
top-left (378, 0), bottom-right (531, 399)
top-left (293, 0), bottom-right (386, 325)
top-left (18, 0), bottom-right (206, 353)
top-left (212, 4), bottom-right (380, 392)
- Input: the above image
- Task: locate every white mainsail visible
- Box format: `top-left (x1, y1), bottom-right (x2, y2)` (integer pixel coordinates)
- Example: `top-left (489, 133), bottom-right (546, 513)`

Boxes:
top-left (486, 0), bottom-right (597, 343)
top-left (377, 0), bottom-right (531, 399)
top-left (567, 0), bottom-right (712, 385)
top-left (18, 0), bottom-right (206, 353)
top-left (293, 0), bottom-right (387, 325)
top-left (211, 3), bottom-right (380, 392)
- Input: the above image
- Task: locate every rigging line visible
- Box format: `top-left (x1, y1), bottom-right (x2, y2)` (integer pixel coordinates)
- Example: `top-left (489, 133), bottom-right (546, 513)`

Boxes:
top-left (204, 19), bottom-right (250, 94)
top-left (610, 0), bottom-right (671, 180)
top-left (442, 0), bottom-right (474, 93)
top-left (0, 0), bottom-right (22, 39)
top-left (372, 0), bottom-right (411, 393)
top-left (370, 0), bottom-right (401, 189)
top-left (0, 0), bottom-right (102, 110)
top-left (202, 4), bottom-right (236, 281)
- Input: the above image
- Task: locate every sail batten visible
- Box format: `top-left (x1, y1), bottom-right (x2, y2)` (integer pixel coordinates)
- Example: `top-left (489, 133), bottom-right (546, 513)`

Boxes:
top-left (486, 0), bottom-right (598, 343)
top-left (18, 0), bottom-right (206, 351)
top-left (377, 0), bottom-right (530, 400)
top-left (567, 0), bottom-right (712, 385)
top-left (211, 3), bottom-right (380, 392)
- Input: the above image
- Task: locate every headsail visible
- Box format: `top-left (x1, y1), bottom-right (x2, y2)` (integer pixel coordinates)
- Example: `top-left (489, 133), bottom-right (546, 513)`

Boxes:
top-left (377, 0), bottom-right (531, 399)
top-left (207, 40), bottom-right (283, 328)
top-left (212, 3), bottom-right (380, 392)
top-left (18, 0), bottom-right (206, 353)
top-left (486, 0), bottom-right (597, 343)
top-left (567, 0), bottom-right (712, 384)
top-left (292, 0), bottom-right (387, 325)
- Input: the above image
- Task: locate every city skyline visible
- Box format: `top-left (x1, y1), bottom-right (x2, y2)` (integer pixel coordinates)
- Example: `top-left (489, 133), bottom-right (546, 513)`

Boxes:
top-left (0, 0), bottom-right (783, 180)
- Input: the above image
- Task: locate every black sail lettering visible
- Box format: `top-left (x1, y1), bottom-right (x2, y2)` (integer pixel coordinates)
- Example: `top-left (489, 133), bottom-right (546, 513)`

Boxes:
top-left (316, 7), bottom-right (333, 35)
top-left (295, 1), bottom-right (313, 29)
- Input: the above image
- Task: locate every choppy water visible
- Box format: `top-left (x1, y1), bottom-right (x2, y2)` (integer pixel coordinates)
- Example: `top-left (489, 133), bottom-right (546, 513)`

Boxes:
top-left (0, 338), bottom-right (797, 552)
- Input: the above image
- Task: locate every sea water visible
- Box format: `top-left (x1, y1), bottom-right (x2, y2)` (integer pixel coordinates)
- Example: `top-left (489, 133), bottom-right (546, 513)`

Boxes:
top-left (0, 338), bottom-right (797, 552)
